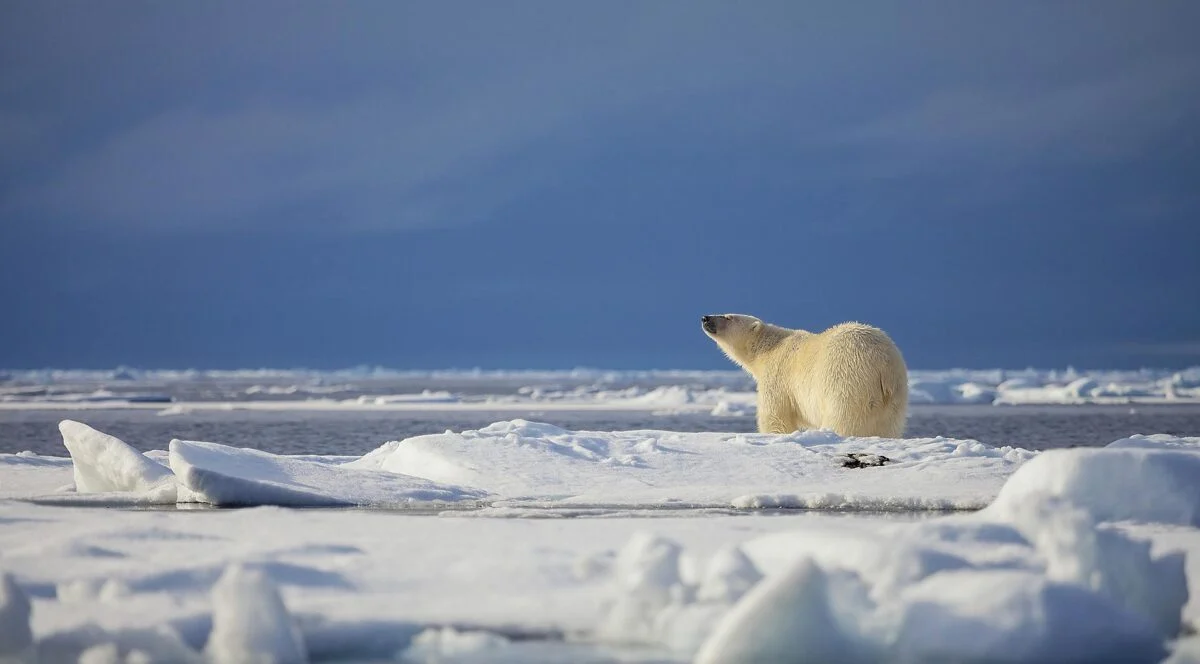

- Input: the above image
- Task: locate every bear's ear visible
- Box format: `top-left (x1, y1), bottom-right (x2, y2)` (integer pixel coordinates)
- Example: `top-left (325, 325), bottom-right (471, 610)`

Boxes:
top-left (750, 320), bottom-right (762, 332)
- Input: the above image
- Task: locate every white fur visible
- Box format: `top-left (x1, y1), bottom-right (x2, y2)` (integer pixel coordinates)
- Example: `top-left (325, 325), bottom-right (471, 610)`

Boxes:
top-left (703, 314), bottom-right (908, 437)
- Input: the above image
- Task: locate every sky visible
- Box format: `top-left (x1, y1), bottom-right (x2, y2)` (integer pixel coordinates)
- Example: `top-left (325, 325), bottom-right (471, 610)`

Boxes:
top-left (1, 1), bottom-right (1198, 370)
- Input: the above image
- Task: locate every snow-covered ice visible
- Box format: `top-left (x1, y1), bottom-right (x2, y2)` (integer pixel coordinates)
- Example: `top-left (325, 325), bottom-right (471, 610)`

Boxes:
top-left (991, 446), bottom-right (1200, 526)
top-left (31, 419), bottom-right (1035, 510)
top-left (352, 420), bottom-right (1034, 510)
top-left (0, 420), bottom-right (1198, 661)
top-left (59, 420), bottom-right (176, 502)
top-left (170, 438), bottom-right (486, 508)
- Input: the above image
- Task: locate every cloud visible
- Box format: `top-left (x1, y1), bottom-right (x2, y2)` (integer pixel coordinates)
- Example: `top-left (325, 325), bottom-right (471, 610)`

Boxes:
top-left (1, 3), bottom-right (835, 231)
top-left (830, 57), bottom-right (1200, 176)
top-left (2, 1), bottom-right (1198, 232)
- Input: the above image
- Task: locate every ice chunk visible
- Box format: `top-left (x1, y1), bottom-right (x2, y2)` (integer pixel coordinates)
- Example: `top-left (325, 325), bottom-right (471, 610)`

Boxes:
top-left (398, 627), bottom-right (509, 662)
top-left (1107, 434), bottom-right (1200, 451)
top-left (59, 420), bottom-right (176, 501)
top-left (205, 564), bottom-right (307, 664)
top-left (169, 439), bottom-right (485, 507)
top-left (78, 643), bottom-right (121, 664)
top-left (990, 447), bottom-right (1200, 526)
top-left (694, 558), bottom-right (870, 664)
top-left (0, 572), bottom-right (33, 658)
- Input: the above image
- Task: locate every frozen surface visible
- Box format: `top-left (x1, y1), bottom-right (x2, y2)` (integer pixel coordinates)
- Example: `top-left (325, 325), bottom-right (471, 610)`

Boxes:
top-left (352, 419), bottom-right (1035, 510)
top-left (2, 366), bottom-right (1198, 410)
top-left (0, 498), bottom-right (1191, 663)
top-left (170, 439), bottom-right (486, 507)
top-left (18, 419), bottom-right (1037, 510)
top-left (1, 415), bottom-right (1199, 661)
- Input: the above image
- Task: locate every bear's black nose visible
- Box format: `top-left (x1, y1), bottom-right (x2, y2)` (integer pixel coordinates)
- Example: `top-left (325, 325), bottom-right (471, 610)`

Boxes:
top-left (701, 315), bottom-right (717, 334)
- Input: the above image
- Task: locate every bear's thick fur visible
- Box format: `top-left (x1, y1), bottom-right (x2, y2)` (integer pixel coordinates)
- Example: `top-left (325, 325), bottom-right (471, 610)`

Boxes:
top-left (702, 314), bottom-right (908, 437)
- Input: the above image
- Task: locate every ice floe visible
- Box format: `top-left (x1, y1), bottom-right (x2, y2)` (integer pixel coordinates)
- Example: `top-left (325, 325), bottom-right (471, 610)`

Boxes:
top-left (10, 419), bottom-right (1036, 510)
top-left (1, 419), bottom-right (1199, 661)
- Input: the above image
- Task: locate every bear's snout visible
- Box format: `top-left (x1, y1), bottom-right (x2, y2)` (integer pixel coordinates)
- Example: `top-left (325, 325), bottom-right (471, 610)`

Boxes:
top-left (701, 315), bottom-right (719, 334)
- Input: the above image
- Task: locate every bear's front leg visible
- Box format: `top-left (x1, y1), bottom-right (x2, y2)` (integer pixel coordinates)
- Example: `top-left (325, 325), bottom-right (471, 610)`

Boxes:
top-left (756, 394), bottom-right (796, 434)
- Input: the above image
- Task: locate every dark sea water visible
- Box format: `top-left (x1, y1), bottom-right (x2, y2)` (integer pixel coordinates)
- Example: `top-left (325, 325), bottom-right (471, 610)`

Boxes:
top-left (2, 404), bottom-right (1200, 457)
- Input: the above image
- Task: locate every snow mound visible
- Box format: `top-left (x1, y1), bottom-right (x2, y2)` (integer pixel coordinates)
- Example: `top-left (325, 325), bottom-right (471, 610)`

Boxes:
top-left (989, 447), bottom-right (1200, 526)
top-left (989, 498), bottom-right (1188, 637)
top-left (601, 442), bottom-right (1196, 661)
top-left (170, 439), bottom-right (486, 508)
top-left (695, 558), bottom-right (867, 664)
top-left (658, 512), bottom-right (1181, 662)
top-left (205, 564), bottom-right (307, 664)
top-left (352, 420), bottom-right (1035, 509)
top-left (59, 420), bottom-right (176, 501)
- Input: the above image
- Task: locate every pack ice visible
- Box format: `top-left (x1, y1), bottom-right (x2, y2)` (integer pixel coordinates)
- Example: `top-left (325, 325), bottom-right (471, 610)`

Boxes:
top-left (0, 421), bottom-right (1198, 662)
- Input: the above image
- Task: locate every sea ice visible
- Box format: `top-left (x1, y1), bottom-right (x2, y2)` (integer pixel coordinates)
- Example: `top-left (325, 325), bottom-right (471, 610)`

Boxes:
top-left (170, 439), bottom-right (486, 507)
top-left (59, 420), bottom-right (175, 498)
top-left (352, 419), bottom-right (1034, 509)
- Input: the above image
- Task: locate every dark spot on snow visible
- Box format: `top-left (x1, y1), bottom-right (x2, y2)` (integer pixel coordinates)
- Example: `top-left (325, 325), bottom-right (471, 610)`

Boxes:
top-left (840, 453), bottom-right (891, 469)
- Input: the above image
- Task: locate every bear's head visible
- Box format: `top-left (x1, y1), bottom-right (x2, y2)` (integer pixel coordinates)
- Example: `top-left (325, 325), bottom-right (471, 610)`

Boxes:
top-left (701, 313), bottom-right (766, 370)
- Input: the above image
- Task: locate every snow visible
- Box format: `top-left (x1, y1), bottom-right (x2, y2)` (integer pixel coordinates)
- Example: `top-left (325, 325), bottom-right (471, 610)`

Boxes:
top-left (205, 564), bottom-right (307, 664)
top-left (694, 559), bottom-right (868, 664)
top-left (1109, 434), bottom-right (1200, 451)
top-left (17, 419), bottom-right (1035, 510)
top-left (170, 439), bottom-right (486, 508)
top-left (1, 416), bottom-right (1200, 661)
top-left (399, 627), bottom-right (511, 663)
top-left (59, 420), bottom-right (176, 501)
top-left (688, 499), bottom-right (1186, 662)
top-left (989, 447), bottom-right (1200, 526)
top-left (351, 420), bottom-right (1034, 510)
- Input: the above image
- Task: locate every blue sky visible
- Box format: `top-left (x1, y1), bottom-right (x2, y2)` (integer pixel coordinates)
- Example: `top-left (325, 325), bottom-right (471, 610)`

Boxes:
top-left (1, 1), bottom-right (1198, 369)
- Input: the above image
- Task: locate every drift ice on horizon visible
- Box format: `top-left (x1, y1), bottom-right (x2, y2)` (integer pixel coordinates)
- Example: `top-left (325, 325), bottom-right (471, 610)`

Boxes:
top-left (2, 366), bottom-right (1199, 410)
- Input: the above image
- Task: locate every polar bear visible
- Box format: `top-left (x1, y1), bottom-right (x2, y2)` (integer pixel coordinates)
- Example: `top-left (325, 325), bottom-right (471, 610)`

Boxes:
top-left (702, 314), bottom-right (908, 437)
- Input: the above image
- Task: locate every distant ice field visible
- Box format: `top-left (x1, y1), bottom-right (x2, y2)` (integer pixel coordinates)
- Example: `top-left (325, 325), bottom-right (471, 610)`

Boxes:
top-left (4, 404), bottom-right (1200, 456)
